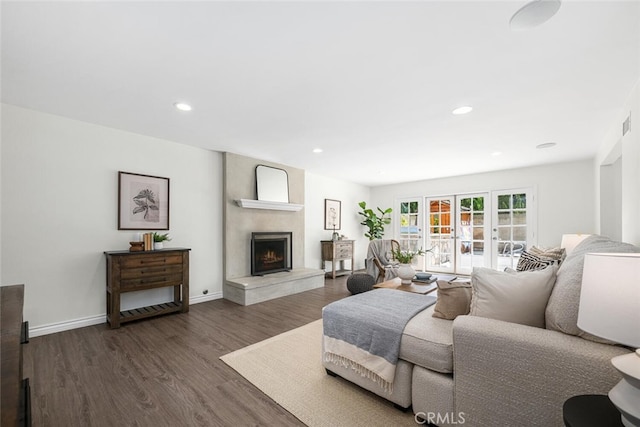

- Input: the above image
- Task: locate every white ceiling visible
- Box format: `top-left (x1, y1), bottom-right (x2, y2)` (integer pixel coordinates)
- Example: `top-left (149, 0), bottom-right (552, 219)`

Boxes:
top-left (2, 1), bottom-right (639, 186)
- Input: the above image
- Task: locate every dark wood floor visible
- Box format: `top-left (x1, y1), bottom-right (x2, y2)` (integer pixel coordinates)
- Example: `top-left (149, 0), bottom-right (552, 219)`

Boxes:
top-left (24, 276), bottom-right (351, 427)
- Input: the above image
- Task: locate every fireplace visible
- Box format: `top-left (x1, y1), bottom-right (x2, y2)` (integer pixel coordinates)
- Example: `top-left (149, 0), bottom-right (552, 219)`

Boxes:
top-left (251, 232), bottom-right (292, 276)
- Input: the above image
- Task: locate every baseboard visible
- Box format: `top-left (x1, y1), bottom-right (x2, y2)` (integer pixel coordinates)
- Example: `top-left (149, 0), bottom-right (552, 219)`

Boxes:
top-left (29, 291), bottom-right (224, 337)
top-left (189, 291), bottom-right (223, 305)
top-left (29, 314), bottom-right (106, 338)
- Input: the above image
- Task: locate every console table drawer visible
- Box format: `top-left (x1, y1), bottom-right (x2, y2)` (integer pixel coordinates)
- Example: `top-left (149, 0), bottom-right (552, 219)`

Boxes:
top-left (121, 273), bottom-right (185, 290)
top-left (121, 254), bottom-right (183, 268)
top-left (120, 264), bottom-right (183, 280)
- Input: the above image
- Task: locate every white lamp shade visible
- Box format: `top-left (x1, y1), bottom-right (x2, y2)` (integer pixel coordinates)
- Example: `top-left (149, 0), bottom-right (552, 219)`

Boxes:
top-left (578, 253), bottom-right (640, 348)
top-left (561, 234), bottom-right (590, 255)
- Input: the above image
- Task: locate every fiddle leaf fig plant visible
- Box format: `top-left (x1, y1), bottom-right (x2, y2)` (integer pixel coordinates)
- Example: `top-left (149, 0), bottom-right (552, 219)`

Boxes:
top-left (357, 201), bottom-right (392, 240)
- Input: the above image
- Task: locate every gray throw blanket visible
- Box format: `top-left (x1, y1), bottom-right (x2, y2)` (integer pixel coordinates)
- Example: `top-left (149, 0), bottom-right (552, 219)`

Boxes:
top-left (323, 289), bottom-right (436, 392)
top-left (365, 240), bottom-right (399, 282)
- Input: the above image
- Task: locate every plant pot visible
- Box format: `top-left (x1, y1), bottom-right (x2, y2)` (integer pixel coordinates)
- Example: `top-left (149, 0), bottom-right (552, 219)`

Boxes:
top-left (397, 263), bottom-right (415, 285)
top-left (154, 242), bottom-right (164, 250)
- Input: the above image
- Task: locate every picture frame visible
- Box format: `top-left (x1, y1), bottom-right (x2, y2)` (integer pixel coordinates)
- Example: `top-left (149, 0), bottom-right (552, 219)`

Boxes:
top-left (118, 171), bottom-right (170, 230)
top-left (324, 199), bottom-right (341, 230)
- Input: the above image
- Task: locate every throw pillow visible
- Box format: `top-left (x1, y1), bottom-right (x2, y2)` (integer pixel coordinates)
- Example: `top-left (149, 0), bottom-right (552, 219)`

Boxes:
top-left (516, 250), bottom-right (557, 271)
top-left (545, 235), bottom-right (640, 343)
top-left (529, 245), bottom-right (566, 262)
top-left (469, 264), bottom-right (558, 328)
top-left (432, 279), bottom-right (472, 320)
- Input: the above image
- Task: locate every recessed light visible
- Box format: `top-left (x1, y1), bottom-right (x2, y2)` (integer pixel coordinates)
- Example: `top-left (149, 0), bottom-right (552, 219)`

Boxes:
top-left (173, 102), bottom-right (192, 112)
top-left (491, 151), bottom-right (502, 157)
top-left (536, 142), bottom-right (557, 149)
top-left (452, 106), bottom-right (473, 115)
top-left (312, 148), bottom-right (323, 153)
top-left (510, 0), bottom-right (561, 31)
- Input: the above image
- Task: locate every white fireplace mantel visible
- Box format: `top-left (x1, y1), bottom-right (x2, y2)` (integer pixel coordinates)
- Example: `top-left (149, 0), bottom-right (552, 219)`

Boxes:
top-left (235, 199), bottom-right (304, 212)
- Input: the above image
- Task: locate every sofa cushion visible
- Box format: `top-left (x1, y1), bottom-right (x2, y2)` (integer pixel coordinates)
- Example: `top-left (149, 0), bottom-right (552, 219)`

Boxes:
top-left (469, 265), bottom-right (557, 328)
top-left (401, 305), bottom-right (454, 373)
top-left (545, 235), bottom-right (640, 342)
top-left (432, 279), bottom-right (472, 320)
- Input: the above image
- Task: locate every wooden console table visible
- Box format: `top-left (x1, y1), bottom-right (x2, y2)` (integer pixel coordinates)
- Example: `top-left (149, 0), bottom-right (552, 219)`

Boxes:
top-left (104, 248), bottom-right (190, 328)
top-left (1, 284), bottom-right (31, 427)
top-left (321, 240), bottom-right (354, 279)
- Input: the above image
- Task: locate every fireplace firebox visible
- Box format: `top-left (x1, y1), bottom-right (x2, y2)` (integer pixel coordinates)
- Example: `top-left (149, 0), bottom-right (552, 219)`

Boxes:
top-left (251, 232), bottom-right (292, 276)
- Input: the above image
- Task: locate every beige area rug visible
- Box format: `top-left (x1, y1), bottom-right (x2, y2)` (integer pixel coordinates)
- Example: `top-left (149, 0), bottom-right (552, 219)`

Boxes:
top-left (220, 320), bottom-right (416, 427)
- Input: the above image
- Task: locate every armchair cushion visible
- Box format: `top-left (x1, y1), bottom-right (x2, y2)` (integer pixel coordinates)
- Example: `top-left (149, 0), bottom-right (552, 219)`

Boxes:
top-left (469, 265), bottom-right (557, 328)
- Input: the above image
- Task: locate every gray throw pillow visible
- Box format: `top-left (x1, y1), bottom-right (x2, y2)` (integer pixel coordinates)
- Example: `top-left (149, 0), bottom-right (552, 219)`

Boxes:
top-left (545, 235), bottom-right (640, 343)
top-left (470, 265), bottom-right (558, 328)
top-left (432, 279), bottom-right (472, 320)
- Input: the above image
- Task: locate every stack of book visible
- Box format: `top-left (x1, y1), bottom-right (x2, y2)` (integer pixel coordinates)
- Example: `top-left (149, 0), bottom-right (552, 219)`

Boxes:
top-left (143, 232), bottom-right (154, 251)
top-left (414, 272), bottom-right (437, 284)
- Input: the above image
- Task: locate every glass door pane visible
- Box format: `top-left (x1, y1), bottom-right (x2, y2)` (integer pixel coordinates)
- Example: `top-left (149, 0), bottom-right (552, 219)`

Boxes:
top-left (456, 194), bottom-right (490, 275)
top-left (492, 190), bottom-right (534, 270)
top-left (425, 197), bottom-right (454, 273)
top-left (398, 199), bottom-right (423, 269)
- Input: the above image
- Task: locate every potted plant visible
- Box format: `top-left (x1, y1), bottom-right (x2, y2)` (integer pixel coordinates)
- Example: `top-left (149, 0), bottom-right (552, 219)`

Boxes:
top-left (153, 232), bottom-right (171, 250)
top-left (357, 201), bottom-right (392, 240)
top-left (392, 248), bottom-right (427, 284)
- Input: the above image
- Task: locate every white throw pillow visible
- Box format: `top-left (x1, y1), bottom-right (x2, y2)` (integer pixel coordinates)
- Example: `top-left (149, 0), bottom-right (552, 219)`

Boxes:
top-left (469, 265), bottom-right (558, 328)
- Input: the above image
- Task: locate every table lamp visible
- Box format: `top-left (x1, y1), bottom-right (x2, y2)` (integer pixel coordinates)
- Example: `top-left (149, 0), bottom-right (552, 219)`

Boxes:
top-left (578, 253), bottom-right (640, 427)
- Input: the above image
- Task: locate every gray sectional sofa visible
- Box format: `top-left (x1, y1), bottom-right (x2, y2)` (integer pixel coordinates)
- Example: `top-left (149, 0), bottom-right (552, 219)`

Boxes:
top-left (323, 235), bottom-right (637, 426)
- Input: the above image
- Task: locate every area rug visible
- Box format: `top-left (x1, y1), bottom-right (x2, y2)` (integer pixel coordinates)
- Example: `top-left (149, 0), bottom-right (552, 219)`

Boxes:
top-left (220, 319), bottom-right (416, 426)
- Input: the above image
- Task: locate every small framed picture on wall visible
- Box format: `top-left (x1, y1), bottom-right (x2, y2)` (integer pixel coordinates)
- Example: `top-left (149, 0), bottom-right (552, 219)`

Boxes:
top-left (118, 171), bottom-right (170, 230)
top-left (324, 199), bottom-right (341, 230)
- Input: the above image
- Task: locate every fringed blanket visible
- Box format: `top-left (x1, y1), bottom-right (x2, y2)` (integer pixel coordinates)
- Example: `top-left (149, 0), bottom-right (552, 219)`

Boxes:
top-left (322, 288), bottom-right (436, 393)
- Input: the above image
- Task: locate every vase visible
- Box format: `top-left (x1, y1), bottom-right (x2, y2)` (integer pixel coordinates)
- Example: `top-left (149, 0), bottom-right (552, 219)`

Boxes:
top-left (397, 263), bottom-right (415, 285)
top-left (154, 242), bottom-right (163, 250)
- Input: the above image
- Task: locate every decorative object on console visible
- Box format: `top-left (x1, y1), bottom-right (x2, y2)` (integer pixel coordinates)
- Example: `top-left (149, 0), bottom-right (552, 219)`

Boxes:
top-left (118, 171), bottom-right (169, 230)
top-left (357, 201), bottom-right (392, 240)
top-left (153, 232), bottom-right (171, 250)
top-left (561, 233), bottom-right (591, 256)
top-left (129, 241), bottom-right (144, 252)
top-left (578, 253), bottom-right (640, 427)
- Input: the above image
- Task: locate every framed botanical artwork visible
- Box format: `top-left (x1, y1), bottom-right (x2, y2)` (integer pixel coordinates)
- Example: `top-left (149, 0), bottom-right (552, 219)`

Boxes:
top-left (118, 171), bottom-right (170, 230)
top-left (324, 199), bottom-right (341, 230)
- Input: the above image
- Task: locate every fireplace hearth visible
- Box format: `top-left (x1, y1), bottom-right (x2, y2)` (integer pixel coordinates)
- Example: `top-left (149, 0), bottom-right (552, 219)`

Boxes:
top-left (251, 232), bottom-right (292, 276)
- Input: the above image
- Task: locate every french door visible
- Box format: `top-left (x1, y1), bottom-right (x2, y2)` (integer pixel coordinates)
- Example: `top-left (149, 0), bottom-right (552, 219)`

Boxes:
top-left (397, 199), bottom-right (424, 268)
top-left (420, 189), bottom-right (534, 274)
top-left (491, 189), bottom-right (535, 271)
top-left (425, 194), bottom-right (489, 275)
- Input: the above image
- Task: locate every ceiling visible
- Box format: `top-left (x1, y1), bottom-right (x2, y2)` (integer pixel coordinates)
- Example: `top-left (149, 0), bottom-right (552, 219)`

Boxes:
top-left (2, 1), bottom-right (639, 186)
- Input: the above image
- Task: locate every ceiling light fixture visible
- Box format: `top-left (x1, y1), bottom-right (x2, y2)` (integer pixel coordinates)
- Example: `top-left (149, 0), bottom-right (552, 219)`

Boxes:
top-left (492, 151), bottom-right (503, 157)
top-left (536, 142), bottom-right (557, 149)
top-left (312, 148), bottom-right (323, 153)
top-left (452, 106), bottom-right (473, 115)
top-left (173, 102), bottom-right (192, 112)
top-left (510, 0), bottom-right (562, 31)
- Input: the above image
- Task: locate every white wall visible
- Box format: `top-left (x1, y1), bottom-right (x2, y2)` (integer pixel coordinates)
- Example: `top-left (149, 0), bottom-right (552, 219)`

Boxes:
top-left (370, 160), bottom-right (596, 248)
top-left (1, 105), bottom-right (223, 334)
top-left (596, 78), bottom-right (640, 246)
top-left (305, 172), bottom-right (371, 271)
